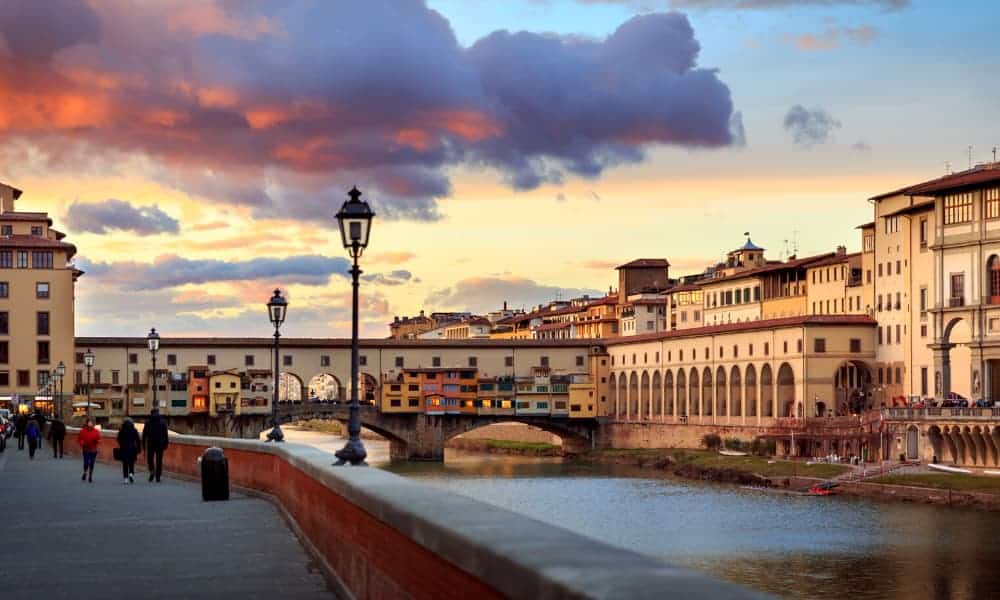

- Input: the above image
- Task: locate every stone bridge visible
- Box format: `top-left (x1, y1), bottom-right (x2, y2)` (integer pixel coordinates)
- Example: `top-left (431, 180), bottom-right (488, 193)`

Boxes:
top-left (163, 403), bottom-right (604, 461)
top-left (881, 407), bottom-right (1000, 467)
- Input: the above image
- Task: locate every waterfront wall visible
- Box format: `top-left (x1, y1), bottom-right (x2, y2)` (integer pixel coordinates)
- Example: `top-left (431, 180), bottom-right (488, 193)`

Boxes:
top-left (66, 429), bottom-right (768, 600)
top-left (602, 421), bottom-right (768, 450)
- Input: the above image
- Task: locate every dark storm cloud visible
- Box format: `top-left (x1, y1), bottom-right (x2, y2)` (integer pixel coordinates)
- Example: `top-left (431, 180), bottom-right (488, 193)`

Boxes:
top-left (0, 1), bottom-right (738, 220)
top-left (78, 254), bottom-right (351, 290)
top-left (783, 105), bottom-right (841, 146)
top-left (65, 198), bottom-right (180, 236)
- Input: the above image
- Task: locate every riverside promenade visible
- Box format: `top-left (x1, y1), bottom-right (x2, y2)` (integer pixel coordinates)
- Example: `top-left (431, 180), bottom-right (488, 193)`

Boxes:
top-left (0, 445), bottom-right (333, 599)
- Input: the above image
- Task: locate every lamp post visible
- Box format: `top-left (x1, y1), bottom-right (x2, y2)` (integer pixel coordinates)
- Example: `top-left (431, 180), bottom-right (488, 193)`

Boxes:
top-left (84, 349), bottom-right (95, 420)
top-left (334, 186), bottom-right (374, 466)
top-left (147, 328), bottom-right (160, 414)
top-left (266, 289), bottom-right (287, 442)
top-left (56, 361), bottom-right (66, 418)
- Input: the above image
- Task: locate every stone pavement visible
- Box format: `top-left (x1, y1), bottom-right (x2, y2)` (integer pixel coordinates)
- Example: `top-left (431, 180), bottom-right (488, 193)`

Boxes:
top-left (0, 442), bottom-right (334, 599)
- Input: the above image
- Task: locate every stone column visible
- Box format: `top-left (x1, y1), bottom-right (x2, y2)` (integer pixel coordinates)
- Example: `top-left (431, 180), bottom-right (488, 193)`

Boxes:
top-left (931, 343), bottom-right (953, 399)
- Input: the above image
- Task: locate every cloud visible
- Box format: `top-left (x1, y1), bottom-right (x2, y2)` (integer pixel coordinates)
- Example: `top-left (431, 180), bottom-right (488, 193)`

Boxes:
top-left (851, 140), bottom-right (872, 152)
top-left (78, 253), bottom-right (351, 290)
top-left (783, 105), bottom-right (841, 146)
top-left (785, 25), bottom-right (878, 51)
top-left (426, 276), bottom-right (602, 314)
top-left (666, 0), bottom-right (907, 9)
top-left (361, 270), bottom-right (416, 286)
top-left (0, 3), bottom-right (738, 221)
top-left (369, 251), bottom-right (416, 265)
top-left (64, 198), bottom-right (180, 236)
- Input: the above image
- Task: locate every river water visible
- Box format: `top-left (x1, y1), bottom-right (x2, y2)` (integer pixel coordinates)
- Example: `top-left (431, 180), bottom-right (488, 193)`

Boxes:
top-left (284, 428), bottom-right (1000, 599)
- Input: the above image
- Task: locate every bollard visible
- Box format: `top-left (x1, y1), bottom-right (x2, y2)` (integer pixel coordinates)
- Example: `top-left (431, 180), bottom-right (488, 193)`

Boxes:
top-left (200, 446), bottom-right (230, 501)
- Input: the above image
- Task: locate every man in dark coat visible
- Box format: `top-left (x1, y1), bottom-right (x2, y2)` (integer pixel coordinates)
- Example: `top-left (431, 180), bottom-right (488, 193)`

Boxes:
top-left (33, 412), bottom-right (45, 449)
top-left (48, 415), bottom-right (66, 458)
top-left (15, 413), bottom-right (27, 450)
top-left (142, 409), bottom-right (169, 482)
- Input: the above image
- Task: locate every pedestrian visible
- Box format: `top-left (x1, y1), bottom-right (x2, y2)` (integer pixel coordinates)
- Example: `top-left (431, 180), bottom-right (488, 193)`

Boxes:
top-left (77, 419), bottom-right (101, 483)
top-left (48, 415), bottom-right (66, 458)
top-left (142, 409), bottom-right (169, 483)
top-left (34, 412), bottom-right (46, 450)
top-left (15, 413), bottom-right (27, 450)
top-left (25, 418), bottom-right (40, 459)
top-left (116, 418), bottom-right (141, 484)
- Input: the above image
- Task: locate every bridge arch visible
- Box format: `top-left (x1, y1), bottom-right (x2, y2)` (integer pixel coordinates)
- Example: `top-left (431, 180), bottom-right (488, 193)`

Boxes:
top-left (307, 373), bottom-right (343, 402)
top-left (617, 373), bottom-right (626, 419)
top-left (279, 372), bottom-right (304, 403)
top-left (777, 362), bottom-right (796, 417)
top-left (651, 371), bottom-right (662, 419)
top-left (702, 367), bottom-right (713, 416)
top-left (663, 370), bottom-right (674, 417)
top-left (609, 373), bottom-right (618, 417)
top-left (676, 369), bottom-right (687, 417)
top-left (688, 368), bottom-right (699, 416)
top-left (715, 366), bottom-right (727, 418)
top-left (629, 372), bottom-right (639, 420)
top-left (640, 371), bottom-right (651, 421)
top-left (834, 360), bottom-right (873, 416)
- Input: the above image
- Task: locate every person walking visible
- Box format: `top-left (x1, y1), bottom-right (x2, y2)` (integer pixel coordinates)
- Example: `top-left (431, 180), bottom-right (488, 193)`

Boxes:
top-left (25, 418), bottom-right (40, 459)
top-left (77, 419), bottom-right (101, 483)
top-left (142, 409), bottom-right (169, 483)
top-left (48, 415), bottom-right (66, 458)
top-left (15, 413), bottom-right (27, 450)
top-left (116, 418), bottom-right (141, 484)
top-left (34, 412), bottom-right (46, 450)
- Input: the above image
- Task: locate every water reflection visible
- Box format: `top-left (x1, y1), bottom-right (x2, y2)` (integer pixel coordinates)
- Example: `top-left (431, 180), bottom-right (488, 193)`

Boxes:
top-left (284, 429), bottom-right (1000, 599)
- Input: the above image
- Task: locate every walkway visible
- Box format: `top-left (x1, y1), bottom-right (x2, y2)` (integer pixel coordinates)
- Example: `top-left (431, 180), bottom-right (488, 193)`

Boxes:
top-left (0, 442), bottom-right (334, 599)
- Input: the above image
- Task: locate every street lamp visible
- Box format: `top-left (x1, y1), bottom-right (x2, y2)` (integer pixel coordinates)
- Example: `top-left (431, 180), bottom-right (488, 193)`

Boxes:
top-left (147, 328), bottom-right (160, 413)
top-left (266, 289), bottom-right (287, 442)
top-left (334, 186), bottom-right (374, 467)
top-left (84, 349), bottom-right (95, 420)
top-left (56, 361), bottom-right (66, 418)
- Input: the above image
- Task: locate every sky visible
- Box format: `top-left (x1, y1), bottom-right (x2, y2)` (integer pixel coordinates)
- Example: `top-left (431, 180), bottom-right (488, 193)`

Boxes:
top-left (1, 0), bottom-right (997, 338)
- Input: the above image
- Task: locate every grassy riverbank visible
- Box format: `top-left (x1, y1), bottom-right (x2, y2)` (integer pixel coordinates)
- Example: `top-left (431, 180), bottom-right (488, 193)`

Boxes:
top-left (582, 448), bottom-right (850, 480)
top-left (871, 473), bottom-right (1000, 494)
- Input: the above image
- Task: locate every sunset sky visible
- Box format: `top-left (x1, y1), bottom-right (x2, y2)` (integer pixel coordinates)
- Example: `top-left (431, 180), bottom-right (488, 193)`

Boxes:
top-left (1, 0), bottom-right (996, 338)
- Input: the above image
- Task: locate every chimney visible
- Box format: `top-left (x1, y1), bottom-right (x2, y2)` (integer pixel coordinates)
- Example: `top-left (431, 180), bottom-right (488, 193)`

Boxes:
top-left (836, 245), bottom-right (847, 256)
top-left (419, 310), bottom-right (425, 317)
top-left (503, 300), bottom-right (508, 311)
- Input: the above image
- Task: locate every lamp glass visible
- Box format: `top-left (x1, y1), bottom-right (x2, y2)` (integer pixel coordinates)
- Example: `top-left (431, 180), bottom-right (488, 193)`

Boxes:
top-left (84, 349), bottom-right (95, 367)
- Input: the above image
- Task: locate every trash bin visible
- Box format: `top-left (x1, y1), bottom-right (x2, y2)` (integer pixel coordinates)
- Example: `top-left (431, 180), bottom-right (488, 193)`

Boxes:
top-left (200, 446), bottom-right (229, 501)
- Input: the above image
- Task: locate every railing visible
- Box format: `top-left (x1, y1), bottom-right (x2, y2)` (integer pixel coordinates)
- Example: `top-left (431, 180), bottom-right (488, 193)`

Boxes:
top-left (882, 407), bottom-right (1000, 420)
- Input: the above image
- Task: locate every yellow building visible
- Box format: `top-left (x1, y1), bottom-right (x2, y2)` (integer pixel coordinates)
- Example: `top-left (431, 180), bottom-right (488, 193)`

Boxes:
top-left (0, 182), bottom-right (80, 416)
top-left (209, 370), bottom-right (242, 416)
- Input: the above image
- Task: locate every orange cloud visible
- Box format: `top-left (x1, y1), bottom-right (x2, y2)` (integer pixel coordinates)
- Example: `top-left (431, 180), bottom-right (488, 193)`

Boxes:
top-left (166, 4), bottom-right (283, 40)
top-left (371, 251), bottom-right (417, 265)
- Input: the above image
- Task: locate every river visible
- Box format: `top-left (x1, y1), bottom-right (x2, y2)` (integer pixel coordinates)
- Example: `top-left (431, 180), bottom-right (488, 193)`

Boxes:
top-left (284, 428), bottom-right (1000, 599)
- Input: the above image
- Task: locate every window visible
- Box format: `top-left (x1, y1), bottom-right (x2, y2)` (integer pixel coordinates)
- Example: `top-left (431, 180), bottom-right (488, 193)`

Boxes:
top-left (944, 193), bottom-right (974, 224)
top-left (0, 251), bottom-right (10, 268)
top-left (0, 371), bottom-right (6, 386)
top-left (468, 356), bottom-right (478, 368)
top-left (17, 370), bottom-right (29, 386)
top-left (167, 354), bottom-right (177, 366)
top-left (878, 263), bottom-right (883, 278)
top-left (850, 338), bottom-right (862, 353)
top-left (0, 312), bottom-right (6, 335)
top-left (920, 287), bottom-right (928, 312)
top-left (245, 355), bottom-right (254, 366)
top-left (31, 226), bottom-right (42, 236)
top-left (0, 225), bottom-right (10, 236)
top-left (764, 342), bottom-right (769, 356)
top-left (36, 311), bottom-right (49, 335)
top-left (36, 282), bottom-right (49, 298)
top-left (128, 353), bottom-right (138, 364)
top-left (0, 341), bottom-right (6, 363)
top-left (359, 355), bottom-right (367, 366)
top-left (431, 356), bottom-right (441, 367)
top-left (797, 339), bottom-right (803, 353)
top-left (32, 252), bottom-right (53, 269)
top-left (748, 344), bottom-right (754, 357)
top-left (921, 324), bottom-right (928, 338)
top-left (283, 355), bottom-right (292, 366)
top-left (16, 251), bottom-right (28, 268)
top-left (132, 371), bottom-right (140, 385)
top-left (884, 215), bottom-right (900, 233)
top-left (207, 354), bottom-right (216, 365)
top-left (0, 282), bottom-right (7, 297)
top-left (783, 341), bottom-right (788, 353)
top-left (896, 261), bottom-right (901, 276)
top-left (38, 341), bottom-right (50, 364)
top-left (896, 324), bottom-right (902, 343)
top-left (986, 187), bottom-right (1000, 220)
top-left (505, 356), bottom-right (513, 368)
top-left (394, 356), bottom-right (404, 368)
top-left (38, 370), bottom-right (50, 386)
top-left (919, 218), bottom-right (928, 247)
top-left (895, 292), bottom-right (901, 310)
top-left (814, 338), bottom-right (826, 353)
top-left (878, 367), bottom-right (884, 385)
top-left (950, 273), bottom-right (965, 307)
top-left (540, 356), bottom-right (550, 367)
top-left (576, 355), bottom-right (585, 367)
top-left (895, 367), bottom-right (902, 384)
top-left (878, 327), bottom-right (883, 345)
top-left (886, 326), bottom-right (892, 345)
top-left (112, 370), bottom-right (120, 385)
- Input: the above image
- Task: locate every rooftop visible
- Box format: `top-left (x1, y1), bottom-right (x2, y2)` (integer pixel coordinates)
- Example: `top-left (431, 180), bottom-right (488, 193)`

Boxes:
top-left (616, 258), bottom-right (670, 269)
top-left (705, 251), bottom-right (836, 285)
top-left (871, 162), bottom-right (1000, 200)
top-left (608, 314), bottom-right (877, 346)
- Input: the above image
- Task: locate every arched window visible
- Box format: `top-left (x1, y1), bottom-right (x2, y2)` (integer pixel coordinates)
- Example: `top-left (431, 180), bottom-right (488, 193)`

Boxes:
top-left (990, 255), bottom-right (1000, 303)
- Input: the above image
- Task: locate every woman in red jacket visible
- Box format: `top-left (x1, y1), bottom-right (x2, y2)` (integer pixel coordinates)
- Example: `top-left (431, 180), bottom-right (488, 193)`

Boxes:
top-left (77, 419), bottom-right (101, 483)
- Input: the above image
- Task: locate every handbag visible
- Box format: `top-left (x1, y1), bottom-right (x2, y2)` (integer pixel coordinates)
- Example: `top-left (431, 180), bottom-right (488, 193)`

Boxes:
top-left (113, 447), bottom-right (122, 461)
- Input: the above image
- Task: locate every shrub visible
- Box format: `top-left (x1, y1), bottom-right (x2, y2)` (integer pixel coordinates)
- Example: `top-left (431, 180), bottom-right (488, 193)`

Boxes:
top-left (701, 433), bottom-right (722, 451)
top-left (749, 437), bottom-right (777, 457)
top-left (724, 438), bottom-right (745, 451)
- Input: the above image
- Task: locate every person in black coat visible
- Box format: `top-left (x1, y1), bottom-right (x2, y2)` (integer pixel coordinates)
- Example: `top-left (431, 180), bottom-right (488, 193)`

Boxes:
top-left (142, 409), bottom-right (169, 483)
top-left (116, 418), bottom-right (142, 484)
top-left (15, 413), bottom-right (27, 450)
top-left (48, 415), bottom-right (66, 458)
top-left (33, 412), bottom-right (46, 450)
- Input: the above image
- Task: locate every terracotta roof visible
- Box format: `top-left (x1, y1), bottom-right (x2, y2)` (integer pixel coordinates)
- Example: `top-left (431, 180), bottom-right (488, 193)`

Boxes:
top-left (0, 182), bottom-right (24, 199)
top-left (870, 164), bottom-right (1000, 201)
top-left (856, 221), bottom-right (875, 230)
top-left (534, 322), bottom-right (572, 332)
top-left (881, 199), bottom-right (935, 218)
top-left (804, 253), bottom-right (853, 268)
top-left (588, 295), bottom-right (619, 306)
top-left (616, 258), bottom-right (670, 269)
top-left (0, 235), bottom-right (77, 257)
top-left (629, 298), bottom-right (667, 305)
top-left (703, 252), bottom-right (836, 285)
top-left (0, 212), bottom-right (49, 222)
top-left (665, 283), bottom-right (702, 293)
top-left (608, 314), bottom-right (877, 346)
